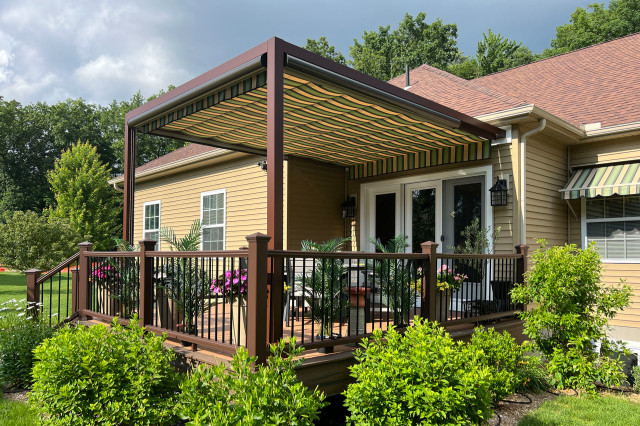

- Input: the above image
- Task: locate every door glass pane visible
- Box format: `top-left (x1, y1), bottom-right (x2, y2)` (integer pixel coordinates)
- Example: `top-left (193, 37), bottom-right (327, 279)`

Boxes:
top-left (452, 183), bottom-right (482, 249)
top-left (375, 193), bottom-right (396, 250)
top-left (411, 188), bottom-right (436, 253)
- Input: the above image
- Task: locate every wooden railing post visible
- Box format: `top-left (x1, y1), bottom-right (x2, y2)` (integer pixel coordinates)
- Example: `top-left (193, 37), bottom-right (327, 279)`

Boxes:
top-left (138, 240), bottom-right (156, 325)
top-left (26, 269), bottom-right (41, 318)
top-left (421, 241), bottom-right (439, 322)
top-left (246, 233), bottom-right (271, 365)
top-left (71, 267), bottom-right (79, 313)
top-left (515, 244), bottom-right (529, 284)
top-left (78, 242), bottom-right (93, 319)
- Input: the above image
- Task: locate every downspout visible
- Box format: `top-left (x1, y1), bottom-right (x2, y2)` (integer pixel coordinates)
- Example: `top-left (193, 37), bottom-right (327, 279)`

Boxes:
top-left (519, 119), bottom-right (546, 245)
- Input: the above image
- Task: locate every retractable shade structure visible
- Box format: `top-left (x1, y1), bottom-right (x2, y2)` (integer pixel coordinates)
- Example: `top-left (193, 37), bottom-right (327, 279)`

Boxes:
top-left (122, 37), bottom-right (504, 247)
top-left (127, 39), bottom-right (501, 180)
top-left (561, 163), bottom-right (640, 199)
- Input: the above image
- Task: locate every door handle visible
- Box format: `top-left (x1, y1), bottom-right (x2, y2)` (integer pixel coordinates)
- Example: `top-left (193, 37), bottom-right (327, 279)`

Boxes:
top-left (440, 235), bottom-right (445, 242)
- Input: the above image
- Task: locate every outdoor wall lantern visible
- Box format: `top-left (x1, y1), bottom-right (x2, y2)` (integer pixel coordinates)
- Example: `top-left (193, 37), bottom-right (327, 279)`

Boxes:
top-left (489, 178), bottom-right (508, 207)
top-left (342, 197), bottom-right (356, 218)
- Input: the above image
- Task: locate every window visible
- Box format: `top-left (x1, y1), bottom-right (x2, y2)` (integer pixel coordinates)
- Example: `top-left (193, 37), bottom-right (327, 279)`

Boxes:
top-left (585, 195), bottom-right (640, 259)
top-left (143, 201), bottom-right (161, 249)
top-left (201, 190), bottom-right (225, 250)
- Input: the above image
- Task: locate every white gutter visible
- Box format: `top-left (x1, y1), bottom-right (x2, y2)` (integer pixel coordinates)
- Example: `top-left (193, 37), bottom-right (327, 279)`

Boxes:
top-left (519, 119), bottom-right (546, 245)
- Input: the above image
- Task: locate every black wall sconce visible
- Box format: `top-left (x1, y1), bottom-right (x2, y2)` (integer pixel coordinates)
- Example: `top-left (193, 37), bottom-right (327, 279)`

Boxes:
top-left (256, 161), bottom-right (267, 171)
top-left (489, 178), bottom-right (508, 206)
top-left (342, 197), bottom-right (356, 218)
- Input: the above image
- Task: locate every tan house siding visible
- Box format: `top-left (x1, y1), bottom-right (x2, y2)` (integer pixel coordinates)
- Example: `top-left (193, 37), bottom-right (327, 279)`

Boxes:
top-left (571, 136), bottom-right (640, 167)
top-left (287, 157), bottom-right (346, 250)
top-left (492, 143), bottom-right (516, 254)
top-left (603, 263), bottom-right (640, 330)
top-left (134, 155), bottom-right (269, 250)
top-left (525, 134), bottom-right (568, 248)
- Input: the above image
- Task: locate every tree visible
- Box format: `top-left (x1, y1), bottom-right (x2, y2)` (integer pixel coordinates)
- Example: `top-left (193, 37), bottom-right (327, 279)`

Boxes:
top-left (304, 37), bottom-right (347, 65)
top-left (102, 89), bottom-right (187, 174)
top-left (544, 0), bottom-right (640, 57)
top-left (475, 29), bottom-right (534, 76)
top-left (349, 12), bottom-right (461, 81)
top-left (447, 58), bottom-right (479, 80)
top-left (0, 210), bottom-right (78, 271)
top-left (47, 141), bottom-right (122, 250)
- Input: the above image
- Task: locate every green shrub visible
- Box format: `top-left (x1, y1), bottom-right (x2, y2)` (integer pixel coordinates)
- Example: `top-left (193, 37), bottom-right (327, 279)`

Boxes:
top-left (0, 211), bottom-right (78, 271)
top-left (30, 316), bottom-right (180, 425)
top-left (468, 329), bottom-right (549, 398)
top-left (178, 337), bottom-right (326, 425)
top-left (633, 365), bottom-right (640, 393)
top-left (468, 327), bottom-right (524, 401)
top-left (511, 240), bottom-right (632, 392)
top-left (0, 299), bottom-right (54, 390)
top-left (343, 318), bottom-right (493, 425)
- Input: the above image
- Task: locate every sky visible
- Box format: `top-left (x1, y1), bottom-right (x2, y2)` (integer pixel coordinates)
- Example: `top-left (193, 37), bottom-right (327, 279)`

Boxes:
top-left (0, 0), bottom-right (591, 107)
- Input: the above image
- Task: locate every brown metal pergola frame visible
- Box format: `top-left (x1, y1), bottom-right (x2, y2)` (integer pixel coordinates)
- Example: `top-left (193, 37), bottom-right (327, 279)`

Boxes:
top-left (122, 37), bottom-right (504, 251)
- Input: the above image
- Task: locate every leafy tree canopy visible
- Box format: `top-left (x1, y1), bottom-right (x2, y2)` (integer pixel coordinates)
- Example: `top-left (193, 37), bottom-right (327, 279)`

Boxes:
top-left (47, 141), bottom-right (122, 250)
top-left (304, 37), bottom-right (347, 65)
top-left (349, 12), bottom-right (461, 81)
top-left (544, 0), bottom-right (640, 57)
top-left (475, 29), bottom-right (534, 76)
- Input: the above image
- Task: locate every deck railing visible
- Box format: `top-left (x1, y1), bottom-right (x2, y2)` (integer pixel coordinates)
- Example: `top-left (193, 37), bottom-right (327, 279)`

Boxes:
top-left (26, 235), bottom-right (527, 362)
top-left (26, 252), bottom-right (80, 325)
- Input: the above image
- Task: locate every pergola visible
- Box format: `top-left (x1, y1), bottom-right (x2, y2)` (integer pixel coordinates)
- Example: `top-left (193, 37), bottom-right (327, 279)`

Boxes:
top-left (123, 37), bottom-right (504, 250)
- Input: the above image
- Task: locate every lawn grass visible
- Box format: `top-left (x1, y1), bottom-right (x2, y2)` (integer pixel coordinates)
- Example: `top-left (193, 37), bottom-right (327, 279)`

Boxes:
top-left (0, 397), bottom-right (37, 426)
top-left (0, 271), bottom-right (71, 324)
top-left (519, 393), bottom-right (640, 425)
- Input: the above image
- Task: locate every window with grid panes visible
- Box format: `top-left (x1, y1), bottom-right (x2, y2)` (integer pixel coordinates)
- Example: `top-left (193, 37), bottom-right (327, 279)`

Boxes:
top-left (201, 190), bottom-right (225, 250)
top-left (143, 202), bottom-right (160, 249)
top-left (585, 195), bottom-right (640, 259)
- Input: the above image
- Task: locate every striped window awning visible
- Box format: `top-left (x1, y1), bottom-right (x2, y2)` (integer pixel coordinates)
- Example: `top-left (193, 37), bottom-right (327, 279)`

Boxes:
top-left (136, 68), bottom-right (491, 179)
top-left (560, 163), bottom-right (640, 199)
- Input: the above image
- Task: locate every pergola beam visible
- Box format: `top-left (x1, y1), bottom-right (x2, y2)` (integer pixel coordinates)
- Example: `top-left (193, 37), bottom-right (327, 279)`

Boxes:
top-left (123, 124), bottom-right (136, 243)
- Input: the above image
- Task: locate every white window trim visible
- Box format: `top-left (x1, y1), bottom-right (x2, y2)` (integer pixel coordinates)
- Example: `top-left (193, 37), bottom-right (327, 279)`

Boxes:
top-left (359, 165), bottom-right (494, 253)
top-left (200, 189), bottom-right (226, 251)
top-left (142, 200), bottom-right (161, 249)
top-left (581, 196), bottom-right (640, 262)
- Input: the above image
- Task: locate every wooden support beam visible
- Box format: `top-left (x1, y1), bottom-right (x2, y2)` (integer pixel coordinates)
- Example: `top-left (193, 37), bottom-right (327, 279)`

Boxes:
top-left (123, 125), bottom-right (136, 243)
top-left (266, 38), bottom-right (285, 342)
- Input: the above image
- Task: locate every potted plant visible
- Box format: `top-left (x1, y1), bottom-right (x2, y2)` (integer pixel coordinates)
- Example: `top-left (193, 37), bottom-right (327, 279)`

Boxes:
top-left (211, 267), bottom-right (248, 346)
top-left (370, 235), bottom-right (417, 326)
top-left (296, 237), bottom-right (350, 352)
top-left (435, 264), bottom-right (467, 322)
top-left (157, 220), bottom-right (212, 340)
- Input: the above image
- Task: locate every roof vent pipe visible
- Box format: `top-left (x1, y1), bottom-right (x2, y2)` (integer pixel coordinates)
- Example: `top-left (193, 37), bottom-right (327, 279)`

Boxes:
top-left (404, 64), bottom-right (411, 90)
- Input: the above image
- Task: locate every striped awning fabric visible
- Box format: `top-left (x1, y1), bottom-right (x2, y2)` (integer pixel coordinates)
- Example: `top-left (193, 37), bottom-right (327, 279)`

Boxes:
top-left (137, 69), bottom-right (490, 179)
top-left (560, 163), bottom-right (640, 199)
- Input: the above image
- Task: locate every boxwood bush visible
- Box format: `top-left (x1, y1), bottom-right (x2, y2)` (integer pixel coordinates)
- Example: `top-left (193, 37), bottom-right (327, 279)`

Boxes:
top-left (343, 318), bottom-right (493, 425)
top-left (30, 316), bottom-right (180, 425)
top-left (178, 337), bottom-right (326, 425)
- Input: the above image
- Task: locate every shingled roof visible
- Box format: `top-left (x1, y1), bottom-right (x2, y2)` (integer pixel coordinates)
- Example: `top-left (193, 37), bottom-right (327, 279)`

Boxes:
top-left (134, 143), bottom-right (220, 174)
top-left (391, 32), bottom-right (640, 129)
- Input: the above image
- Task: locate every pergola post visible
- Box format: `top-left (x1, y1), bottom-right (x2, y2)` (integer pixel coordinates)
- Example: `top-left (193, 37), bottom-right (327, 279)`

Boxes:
top-left (123, 124), bottom-right (136, 243)
top-left (266, 38), bottom-right (284, 342)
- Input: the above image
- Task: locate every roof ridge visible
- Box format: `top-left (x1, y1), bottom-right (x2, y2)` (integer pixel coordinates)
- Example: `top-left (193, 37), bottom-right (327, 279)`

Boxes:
top-left (409, 64), bottom-right (528, 110)
top-left (475, 31), bottom-right (640, 80)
